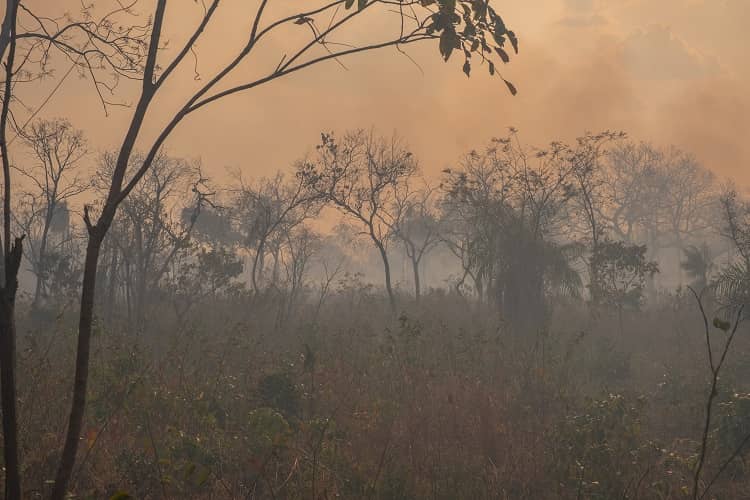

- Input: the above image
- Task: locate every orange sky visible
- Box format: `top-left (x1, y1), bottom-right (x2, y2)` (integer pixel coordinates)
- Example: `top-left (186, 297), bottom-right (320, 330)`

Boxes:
top-left (10, 0), bottom-right (750, 185)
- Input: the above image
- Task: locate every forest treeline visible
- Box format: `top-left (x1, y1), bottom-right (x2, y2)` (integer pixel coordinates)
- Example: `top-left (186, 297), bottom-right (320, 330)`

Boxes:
top-left (15, 122), bottom-right (746, 330)
top-left (7, 120), bottom-right (750, 499)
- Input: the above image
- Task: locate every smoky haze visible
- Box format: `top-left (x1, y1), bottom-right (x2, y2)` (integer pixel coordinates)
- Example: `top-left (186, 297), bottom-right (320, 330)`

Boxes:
top-left (3, 1), bottom-right (750, 499)
top-left (19, 0), bottom-right (750, 182)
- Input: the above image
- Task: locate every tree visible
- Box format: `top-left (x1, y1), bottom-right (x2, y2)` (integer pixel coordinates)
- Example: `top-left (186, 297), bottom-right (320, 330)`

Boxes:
top-left (659, 147), bottom-right (716, 282)
top-left (232, 172), bottom-right (321, 296)
top-left (568, 131), bottom-right (625, 304)
top-left (95, 151), bottom-right (208, 331)
top-left (280, 225), bottom-right (319, 320)
top-left (589, 240), bottom-right (659, 335)
top-left (391, 182), bottom-right (441, 302)
top-left (601, 142), bottom-right (665, 244)
top-left (15, 118), bottom-right (89, 309)
top-left (441, 130), bottom-right (579, 330)
top-left (299, 130), bottom-right (418, 312)
top-left (682, 243), bottom-right (714, 291)
top-left (49, 2), bottom-right (518, 496)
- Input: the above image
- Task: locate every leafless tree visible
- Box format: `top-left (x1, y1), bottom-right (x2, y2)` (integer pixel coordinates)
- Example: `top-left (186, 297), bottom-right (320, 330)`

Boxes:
top-left (13, 118), bottom-right (89, 309)
top-left (280, 225), bottom-right (319, 320)
top-left (232, 171), bottom-right (321, 296)
top-left (299, 130), bottom-right (418, 312)
top-left (660, 147), bottom-right (716, 282)
top-left (391, 181), bottom-right (441, 302)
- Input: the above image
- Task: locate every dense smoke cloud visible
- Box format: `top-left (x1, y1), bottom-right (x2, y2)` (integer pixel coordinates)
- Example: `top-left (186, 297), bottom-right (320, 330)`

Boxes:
top-left (21, 0), bottom-right (750, 183)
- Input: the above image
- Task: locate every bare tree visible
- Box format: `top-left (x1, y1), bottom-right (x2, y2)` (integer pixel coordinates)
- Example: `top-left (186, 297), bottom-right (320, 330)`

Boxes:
top-left (601, 142), bottom-right (666, 244)
top-left (232, 172), bottom-right (321, 296)
top-left (280, 225), bottom-right (319, 320)
top-left (660, 147), bottom-right (716, 282)
top-left (14, 118), bottom-right (89, 309)
top-left (299, 130), bottom-right (418, 312)
top-left (391, 181), bottom-right (441, 302)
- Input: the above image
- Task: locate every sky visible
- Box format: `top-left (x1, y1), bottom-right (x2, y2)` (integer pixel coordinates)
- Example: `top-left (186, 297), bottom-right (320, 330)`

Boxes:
top-left (12, 0), bottom-right (750, 185)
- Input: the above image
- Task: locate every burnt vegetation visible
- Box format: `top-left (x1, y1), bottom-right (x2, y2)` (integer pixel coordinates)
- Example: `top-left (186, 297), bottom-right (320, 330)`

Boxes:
top-left (1, 1), bottom-right (750, 499)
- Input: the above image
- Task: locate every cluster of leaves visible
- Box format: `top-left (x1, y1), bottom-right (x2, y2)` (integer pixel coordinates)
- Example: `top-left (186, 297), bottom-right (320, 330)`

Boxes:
top-left (590, 240), bottom-right (659, 310)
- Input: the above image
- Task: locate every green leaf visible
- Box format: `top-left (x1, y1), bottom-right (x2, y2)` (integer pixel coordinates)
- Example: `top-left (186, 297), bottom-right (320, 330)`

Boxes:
top-left (713, 317), bottom-right (731, 332)
top-left (358, 0), bottom-right (367, 10)
top-left (345, 0), bottom-right (355, 9)
top-left (494, 46), bottom-right (510, 63)
top-left (438, 0), bottom-right (456, 13)
top-left (439, 29), bottom-right (458, 61)
top-left (503, 79), bottom-right (517, 96)
top-left (110, 493), bottom-right (132, 500)
top-left (488, 60), bottom-right (495, 76)
top-left (463, 59), bottom-right (471, 77)
top-left (492, 11), bottom-right (507, 35)
top-left (508, 30), bottom-right (519, 54)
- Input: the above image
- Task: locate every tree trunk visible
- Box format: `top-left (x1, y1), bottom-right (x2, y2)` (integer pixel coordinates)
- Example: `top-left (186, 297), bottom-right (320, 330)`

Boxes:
top-left (374, 239), bottom-right (396, 313)
top-left (32, 212), bottom-right (53, 310)
top-left (0, 300), bottom-right (20, 500)
top-left (51, 233), bottom-right (103, 500)
top-left (1, 2), bottom-right (21, 493)
top-left (105, 246), bottom-right (118, 322)
top-left (1, 237), bottom-right (24, 500)
top-left (411, 255), bottom-right (421, 303)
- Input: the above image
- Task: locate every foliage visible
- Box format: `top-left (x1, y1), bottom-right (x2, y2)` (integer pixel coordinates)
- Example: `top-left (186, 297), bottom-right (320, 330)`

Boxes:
top-left (589, 240), bottom-right (659, 311)
top-left (551, 393), bottom-right (658, 499)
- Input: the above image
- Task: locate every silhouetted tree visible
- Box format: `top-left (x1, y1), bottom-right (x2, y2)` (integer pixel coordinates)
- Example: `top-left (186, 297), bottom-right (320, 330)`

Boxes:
top-left (299, 130), bottom-right (418, 312)
top-left (391, 182), bottom-right (441, 302)
top-left (15, 119), bottom-right (89, 309)
top-left (589, 240), bottom-right (659, 335)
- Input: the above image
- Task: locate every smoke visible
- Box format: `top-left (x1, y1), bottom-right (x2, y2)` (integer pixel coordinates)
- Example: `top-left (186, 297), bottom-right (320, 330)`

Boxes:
top-left (18, 0), bottom-right (750, 187)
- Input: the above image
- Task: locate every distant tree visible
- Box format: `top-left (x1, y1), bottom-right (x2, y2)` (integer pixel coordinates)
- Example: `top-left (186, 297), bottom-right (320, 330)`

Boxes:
top-left (280, 226), bottom-right (319, 320)
top-left (589, 240), bottom-right (659, 334)
top-left (14, 119), bottom-right (89, 309)
top-left (168, 244), bottom-right (244, 320)
top-left (713, 189), bottom-right (750, 309)
top-left (681, 243), bottom-right (714, 291)
top-left (601, 142), bottom-right (665, 244)
top-left (232, 172), bottom-right (321, 296)
top-left (601, 142), bottom-right (716, 295)
top-left (183, 205), bottom-right (237, 247)
top-left (568, 130), bottom-right (626, 304)
top-left (659, 147), bottom-right (716, 281)
top-left (442, 130), bottom-right (580, 329)
top-left (95, 151), bottom-right (205, 331)
top-left (299, 130), bottom-right (418, 312)
top-left (391, 182), bottom-right (441, 302)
